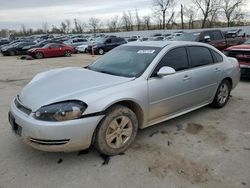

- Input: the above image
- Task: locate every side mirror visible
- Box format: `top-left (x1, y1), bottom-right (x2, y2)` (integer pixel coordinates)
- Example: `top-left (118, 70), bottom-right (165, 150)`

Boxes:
top-left (157, 66), bottom-right (176, 77)
top-left (204, 35), bottom-right (211, 43)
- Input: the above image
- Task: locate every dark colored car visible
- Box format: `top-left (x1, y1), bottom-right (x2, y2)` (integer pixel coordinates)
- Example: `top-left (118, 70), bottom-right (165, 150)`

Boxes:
top-left (224, 39), bottom-right (250, 78)
top-left (88, 36), bottom-right (127, 55)
top-left (22, 40), bottom-right (63, 52)
top-left (177, 29), bottom-right (246, 51)
top-left (0, 39), bottom-right (10, 46)
top-left (1, 42), bottom-right (36, 56)
top-left (27, 43), bottom-right (75, 59)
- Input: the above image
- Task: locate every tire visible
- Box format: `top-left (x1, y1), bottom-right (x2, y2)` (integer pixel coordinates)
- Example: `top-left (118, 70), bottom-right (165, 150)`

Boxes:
top-left (95, 105), bottom-right (138, 156)
top-left (35, 52), bottom-right (44, 59)
top-left (64, 50), bottom-right (71, 57)
top-left (98, 48), bottom-right (104, 55)
top-left (84, 48), bottom-right (88, 53)
top-left (211, 79), bottom-right (231, 108)
top-left (9, 51), bottom-right (16, 56)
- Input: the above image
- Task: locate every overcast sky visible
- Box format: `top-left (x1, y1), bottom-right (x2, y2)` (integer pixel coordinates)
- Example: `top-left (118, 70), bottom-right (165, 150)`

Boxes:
top-left (0, 0), bottom-right (249, 30)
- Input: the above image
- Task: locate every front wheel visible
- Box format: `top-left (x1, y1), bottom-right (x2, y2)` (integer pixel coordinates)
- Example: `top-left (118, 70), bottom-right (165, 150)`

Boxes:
top-left (95, 105), bottom-right (138, 156)
top-left (35, 52), bottom-right (43, 59)
top-left (64, 50), bottom-right (71, 57)
top-left (211, 80), bottom-right (231, 108)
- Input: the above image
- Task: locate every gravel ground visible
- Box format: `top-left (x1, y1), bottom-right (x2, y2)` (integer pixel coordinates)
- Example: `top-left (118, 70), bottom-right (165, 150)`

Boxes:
top-left (0, 54), bottom-right (249, 188)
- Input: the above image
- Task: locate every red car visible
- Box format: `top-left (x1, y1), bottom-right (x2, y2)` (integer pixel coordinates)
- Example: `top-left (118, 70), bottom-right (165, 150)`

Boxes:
top-left (224, 39), bottom-right (250, 78)
top-left (27, 43), bottom-right (75, 59)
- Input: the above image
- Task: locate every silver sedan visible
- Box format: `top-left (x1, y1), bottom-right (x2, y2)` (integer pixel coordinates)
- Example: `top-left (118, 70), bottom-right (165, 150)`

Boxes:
top-left (9, 41), bottom-right (240, 155)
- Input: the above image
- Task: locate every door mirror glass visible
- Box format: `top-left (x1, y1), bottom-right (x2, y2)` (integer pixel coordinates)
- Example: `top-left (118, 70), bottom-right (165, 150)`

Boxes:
top-left (204, 35), bottom-right (211, 43)
top-left (157, 66), bottom-right (176, 77)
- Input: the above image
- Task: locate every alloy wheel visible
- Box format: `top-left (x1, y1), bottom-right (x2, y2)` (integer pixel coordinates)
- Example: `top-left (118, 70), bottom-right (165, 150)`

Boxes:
top-left (217, 83), bottom-right (229, 105)
top-left (105, 116), bottom-right (133, 149)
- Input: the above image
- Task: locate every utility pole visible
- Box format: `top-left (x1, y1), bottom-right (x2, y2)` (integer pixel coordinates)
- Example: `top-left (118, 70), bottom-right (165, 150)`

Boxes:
top-left (181, 4), bottom-right (184, 30)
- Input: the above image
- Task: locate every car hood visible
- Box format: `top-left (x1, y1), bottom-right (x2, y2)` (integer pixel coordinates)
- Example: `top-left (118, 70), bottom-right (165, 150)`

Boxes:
top-left (226, 44), bottom-right (250, 51)
top-left (19, 67), bottom-right (133, 111)
top-left (28, 48), bottom-right (43, 52)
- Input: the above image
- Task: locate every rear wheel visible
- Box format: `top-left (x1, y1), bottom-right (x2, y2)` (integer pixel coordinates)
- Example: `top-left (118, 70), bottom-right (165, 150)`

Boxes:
top-left (64, 50), bottom-right (71, 57)
top-left (98, 48), bottom-right (104, 55)
top-left (211, 79), bottom-right (231, 108)
top-left (35, 52), bottom-right (43, 59)
top-left (95, 105), bottom-right (138, 156)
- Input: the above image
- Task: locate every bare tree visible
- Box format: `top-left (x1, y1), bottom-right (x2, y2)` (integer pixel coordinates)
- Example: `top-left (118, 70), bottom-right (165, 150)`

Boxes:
top-left (121, 11), bottom-right (133, 31)
top-left (42, 22), bottom-right (49, 34)
top-left (65, 19), bottom-right (71, 33)
top-left (166, 9), bottom-right (178, 29)
top-left (222, 0), bottom-right (244, 27)
top-left (89, 17), bottom-right (101, 33)
top-left (184, 6), bottom-right (197, 29)
top-left (21, 24), bottom-right (27, 35)
top-left (107, 15), bottom-right (120, 32)
top-left (135, 9), bottom-right (142, 31)
top-left (181, 4), bottom-right (184, 29)
top-left (74, 19), bottom-right (86, 33)
top-left (193, 0), bottom-right (220, 28)
top-left (60, 22), bottom-right (67, 33)
top-left (153, 0), bottom-right (175, 29)
top-left (142, 16), bottom-right (151, 30)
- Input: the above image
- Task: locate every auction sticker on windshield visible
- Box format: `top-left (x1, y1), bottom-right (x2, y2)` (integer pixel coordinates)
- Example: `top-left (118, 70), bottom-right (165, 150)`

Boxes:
top-left (137, 50), bottom-right (155, 54)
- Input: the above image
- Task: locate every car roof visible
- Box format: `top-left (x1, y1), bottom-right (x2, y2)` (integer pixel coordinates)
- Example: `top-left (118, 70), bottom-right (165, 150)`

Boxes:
top-left (123, 41), bottom-right (213, 48)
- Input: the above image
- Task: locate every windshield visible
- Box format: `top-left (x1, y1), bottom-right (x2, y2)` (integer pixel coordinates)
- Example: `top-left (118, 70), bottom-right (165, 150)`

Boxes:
top-left (244, 39), bottom-right (250, 44)
top-left (94, 37), bottom-right (106, 43)
top-left (88, 46), bottom-right (161, 77)
top-left (177, 33), bottom-right (200, 41)
top-left (43, 44), bottom-right (51, 48)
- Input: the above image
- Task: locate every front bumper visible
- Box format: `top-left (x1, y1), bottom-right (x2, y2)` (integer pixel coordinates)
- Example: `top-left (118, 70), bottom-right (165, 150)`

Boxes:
top-left (240, 64), bottom-right (250, 78)
top-left (9, 100), bottom-right (104, 152)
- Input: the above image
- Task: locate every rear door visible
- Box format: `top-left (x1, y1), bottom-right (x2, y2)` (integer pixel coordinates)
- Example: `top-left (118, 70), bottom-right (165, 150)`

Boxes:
top-left (148, 47), bottom-right (195, 121)
top-left (187, 46), bottom-right (222, 105)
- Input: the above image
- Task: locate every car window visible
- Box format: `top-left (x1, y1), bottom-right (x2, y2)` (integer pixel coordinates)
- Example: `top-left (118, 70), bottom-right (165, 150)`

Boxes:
top-left (151, 47), bottom-right (189, 77)
top-left (211, 50), bottom-right (223, 63)
top-left (189, 46), bottom-right (213, 67)
top-left (106, 39), bottom-right (112, 43)
top-left (50, 44), bottom-right (60, 48)
top-left (210, 31), bottom-right (223, 40)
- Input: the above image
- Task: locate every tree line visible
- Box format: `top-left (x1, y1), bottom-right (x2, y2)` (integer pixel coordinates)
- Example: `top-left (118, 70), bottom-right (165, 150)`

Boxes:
top-left (0, 0), bottom-right (248, 37)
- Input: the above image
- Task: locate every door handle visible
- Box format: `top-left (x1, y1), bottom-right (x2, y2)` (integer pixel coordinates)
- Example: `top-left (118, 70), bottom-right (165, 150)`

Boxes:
top-left (183, 75), bottom-right (191, 81)
top-left (214, 67), bottom-right (221, 72)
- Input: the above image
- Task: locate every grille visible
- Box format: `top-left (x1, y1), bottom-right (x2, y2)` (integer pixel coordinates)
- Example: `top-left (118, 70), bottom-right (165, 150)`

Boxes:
top-left (29, 138), bottom-right (70, 145)
top-left (228, 50), bottom-right (250, 61)
top-left (14, 96), bottom-right (32, 115)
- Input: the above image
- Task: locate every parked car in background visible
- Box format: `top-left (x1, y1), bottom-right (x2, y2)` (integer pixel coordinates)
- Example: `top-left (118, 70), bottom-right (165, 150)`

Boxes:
top-left (224, 29), bottom-right (246, 39)
top-left (64, 38), bottom-right (89, 48)
top-left (76, 44), bottom-right (89, 53)
top-left (224, 38), bottom-right (250, 78)
top-left (27, 43), bottom-right (75, 59)
top-left (88, 36), bottom-right (127, 55)
top-left (1, 42), bottom-right (36, 56)
top-left (9, 41), bottom-right (239, 155)
top-left (127, 36), bottom-right (141, 42)
top-left (177, 29), bottom-right (246, 51)
top-left (0, 39), bottom-right (10, 46)
top-left (22, 40), bottom-right (63, 52)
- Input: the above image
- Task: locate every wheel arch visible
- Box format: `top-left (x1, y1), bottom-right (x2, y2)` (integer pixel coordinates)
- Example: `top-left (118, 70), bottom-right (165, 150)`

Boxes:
top-left (104, 100), bottom-right (145, 129)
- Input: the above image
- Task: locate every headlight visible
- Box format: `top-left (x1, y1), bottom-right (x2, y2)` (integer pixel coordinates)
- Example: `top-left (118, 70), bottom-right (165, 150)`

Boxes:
top-left (34, 101), bottom-right (87, 121)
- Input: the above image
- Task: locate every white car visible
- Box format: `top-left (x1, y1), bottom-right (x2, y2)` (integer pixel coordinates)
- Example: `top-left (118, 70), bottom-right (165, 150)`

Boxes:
top-left (76, 44), bottom-right (88, 53)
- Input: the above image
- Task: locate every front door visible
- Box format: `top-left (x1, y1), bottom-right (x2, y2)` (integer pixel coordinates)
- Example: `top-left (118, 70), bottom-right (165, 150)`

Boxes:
top-left (148, 47), bottom-right (194, 121)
